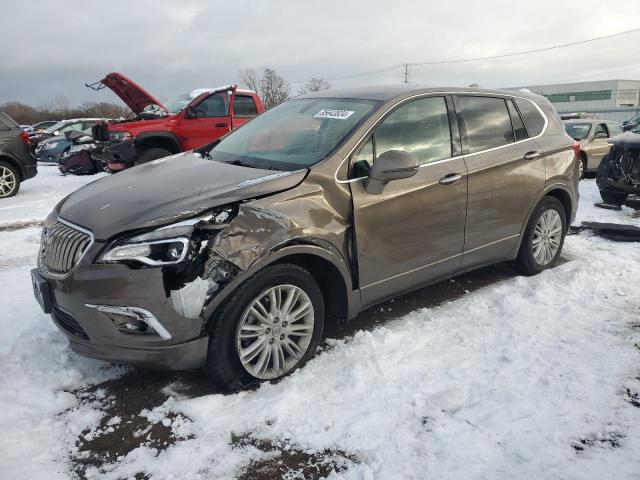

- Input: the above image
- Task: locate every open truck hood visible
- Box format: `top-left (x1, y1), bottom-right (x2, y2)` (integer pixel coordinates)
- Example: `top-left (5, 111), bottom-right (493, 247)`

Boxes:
top-left (56, 152), bottom-right (307, 240)
top-left (94, 72), bottom-right (167, 115)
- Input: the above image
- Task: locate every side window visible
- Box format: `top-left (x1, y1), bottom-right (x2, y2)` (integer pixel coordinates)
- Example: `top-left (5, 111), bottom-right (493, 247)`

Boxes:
top-left (457, 96), bottom-right (514, 153)
top-left (506, 99), bottom-right (528, 141)
top-left (193, 93), bottom-right (229, 118)
top-left (514, 98), bottom-right (546, 137)
top-left (234, 95), bottom-right (258, 117)
top-left (82, 121), bottom-right (97, 132)
top-left (0, 119), bottom-right (9, 132)
top-left (593, 123), bottom-right (607, 137)
top-left (375, 96), bottom-right (451, 165)
top-left (352, 137), bottom-right (374, 178)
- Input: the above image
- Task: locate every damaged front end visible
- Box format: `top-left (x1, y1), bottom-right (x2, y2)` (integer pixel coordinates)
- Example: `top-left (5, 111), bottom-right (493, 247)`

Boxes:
top-left (99, 207), bottom-right (242, 326)
top-left (597, 132), bottom-right (640, 205)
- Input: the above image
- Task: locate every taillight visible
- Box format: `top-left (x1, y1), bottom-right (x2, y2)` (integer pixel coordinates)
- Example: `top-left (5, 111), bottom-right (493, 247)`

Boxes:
top-left (19, 131), bottom-right (30, 147)
top-left (571, 141), bottom-right (581, 160)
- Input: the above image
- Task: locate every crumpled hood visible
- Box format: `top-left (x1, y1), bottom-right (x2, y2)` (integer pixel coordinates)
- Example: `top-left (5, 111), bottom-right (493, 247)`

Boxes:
top-left (100, 72), bottom-right (167, 114)
top-left (57, 152), bottom-right (307, 240)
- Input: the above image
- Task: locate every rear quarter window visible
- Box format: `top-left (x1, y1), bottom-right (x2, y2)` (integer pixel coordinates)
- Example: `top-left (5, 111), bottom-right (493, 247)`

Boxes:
top-left (234, 95), bottom-right (259, 117)
top-left (514, 98), bottom-right (546, 137)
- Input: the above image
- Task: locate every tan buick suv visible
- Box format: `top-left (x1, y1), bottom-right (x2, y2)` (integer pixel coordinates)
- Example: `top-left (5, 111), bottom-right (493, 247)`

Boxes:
top-left (32, 86), bottom-right (578, 389)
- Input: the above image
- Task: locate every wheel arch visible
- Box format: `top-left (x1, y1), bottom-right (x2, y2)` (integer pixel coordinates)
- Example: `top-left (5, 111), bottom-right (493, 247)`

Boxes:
top-left (509, 185), bottom-right (574, 259)
top-left (0, 154), bottom-right (25, 180)
top-left (202, 243), bottom-right (357, 330)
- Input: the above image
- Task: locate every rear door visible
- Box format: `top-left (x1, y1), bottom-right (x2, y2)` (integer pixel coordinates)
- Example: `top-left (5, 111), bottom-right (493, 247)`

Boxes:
top-left (181, 92), bottom-right (232, 150)
top-left (350, 95), bottom-right (468, 306)
top-left (455, 94), bottom-right (546, 268)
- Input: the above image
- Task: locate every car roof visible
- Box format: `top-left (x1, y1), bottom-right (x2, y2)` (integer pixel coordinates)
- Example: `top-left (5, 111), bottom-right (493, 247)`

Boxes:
top-left (297, 85), bottom-right (546, 102)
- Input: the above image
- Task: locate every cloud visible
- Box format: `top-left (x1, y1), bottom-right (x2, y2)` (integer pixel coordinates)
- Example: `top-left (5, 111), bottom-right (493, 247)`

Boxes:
top-left (1, 0), bottom-right (639, 105)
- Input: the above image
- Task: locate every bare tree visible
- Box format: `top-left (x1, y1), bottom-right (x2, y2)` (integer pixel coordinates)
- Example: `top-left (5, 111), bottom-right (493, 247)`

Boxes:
top-left (298, 77), bottom-right (331, 95)
top-left (240, 67), bottom-right (290, 110)
top-left (0, 100), bottom-right (130, 124)
top-left (260, 68), bottom-right (290, 109)
top-left (240, 68), bottom-right (260, 93)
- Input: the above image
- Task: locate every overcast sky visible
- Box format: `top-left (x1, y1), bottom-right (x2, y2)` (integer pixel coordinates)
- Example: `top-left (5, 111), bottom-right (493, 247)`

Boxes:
top-left (1, 0), bottom-right (640, 106)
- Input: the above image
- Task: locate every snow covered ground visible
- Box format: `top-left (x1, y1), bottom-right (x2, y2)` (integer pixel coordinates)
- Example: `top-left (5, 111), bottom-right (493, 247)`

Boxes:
top-left (0, 171), bottom-right (639, 479)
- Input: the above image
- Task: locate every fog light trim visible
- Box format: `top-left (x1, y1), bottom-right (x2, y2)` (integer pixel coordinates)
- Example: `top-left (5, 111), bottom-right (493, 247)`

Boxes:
top-left (85, 304), bottom-right (172, 340)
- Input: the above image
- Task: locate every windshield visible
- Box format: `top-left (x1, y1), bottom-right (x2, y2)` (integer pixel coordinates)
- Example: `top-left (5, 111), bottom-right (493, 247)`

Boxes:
top-left (165, 93), bottom-right (192, 114)
top-left (564, 123), bottom-right (591, 140)
top-left (207, 98), bottom-right (379, 171)
top-left (627, 114), bottom-right (640, 124)
top-left (45, 121), bottom-right (69, 134)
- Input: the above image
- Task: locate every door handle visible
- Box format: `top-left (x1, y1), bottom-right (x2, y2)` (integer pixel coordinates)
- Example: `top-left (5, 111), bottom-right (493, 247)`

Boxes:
top-left (524, 150), bottom-right (542, 160)
top-left (439, 173), bottom-right (463, 185)
top-left (215, 122), bottom-right (229, 128)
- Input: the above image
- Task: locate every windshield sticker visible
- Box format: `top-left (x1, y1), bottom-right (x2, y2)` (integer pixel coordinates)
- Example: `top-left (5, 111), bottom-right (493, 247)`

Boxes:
top-left (314, 109), bottom-right (355, 120)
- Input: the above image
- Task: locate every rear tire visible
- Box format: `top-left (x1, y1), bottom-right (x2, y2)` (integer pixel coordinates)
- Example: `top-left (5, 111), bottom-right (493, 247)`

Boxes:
top-left (579, 154), bottom-right (587, 180)
top-left (134, 147), bottom-right (172, 165)
top-left (515, 196), bottom-right (567, 276)
top-left (206, 264), bottom-right (324, 390)
top-left (0, 161), bottom-right (20, 198)
top-left (599, 190), bottom-right (628, 206)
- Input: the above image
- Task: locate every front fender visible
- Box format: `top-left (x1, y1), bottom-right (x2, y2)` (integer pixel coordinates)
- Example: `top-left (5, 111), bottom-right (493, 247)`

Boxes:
top-left (200, 242), bottom-right (357, 325)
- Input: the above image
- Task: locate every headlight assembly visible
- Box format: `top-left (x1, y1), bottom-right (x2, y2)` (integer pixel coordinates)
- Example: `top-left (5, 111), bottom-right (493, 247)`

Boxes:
top-left (98, 207), bottom-right (235, 267)
top-left (109, 131), bottom-right (133, 143)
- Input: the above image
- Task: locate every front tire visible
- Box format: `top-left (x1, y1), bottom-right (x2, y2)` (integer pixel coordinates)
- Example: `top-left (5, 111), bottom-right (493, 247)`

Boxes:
top-left (134, 147), bottom-right (172, 165)
top-left (0, 161), bottom-right (20, 198)
top-left (207, 264), bottom-right (325, 390)
top-left (515, 196), bottom-right (567, 276)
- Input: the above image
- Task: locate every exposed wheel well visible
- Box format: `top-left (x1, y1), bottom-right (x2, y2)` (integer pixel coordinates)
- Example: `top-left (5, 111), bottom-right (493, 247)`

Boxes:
top-left (545, 189), bottom-right (572, 224)
top-left (0, 155), bottom-right (23, 180)
top-left (136, 137), bottom-right (181, 154)
top-left (273, 254), bottom-right (349, 323)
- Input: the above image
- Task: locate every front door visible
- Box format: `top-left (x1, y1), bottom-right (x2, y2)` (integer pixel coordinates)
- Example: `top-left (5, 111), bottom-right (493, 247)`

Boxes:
top-left (588, 122), bottom-right (611, 168)
top-left (181, 92), bottom-right (232, 150)
top-left (350, 96), bottom-right (468, 307)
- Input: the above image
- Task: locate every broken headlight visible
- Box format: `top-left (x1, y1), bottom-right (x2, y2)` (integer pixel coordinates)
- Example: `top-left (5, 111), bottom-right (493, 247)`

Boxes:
top-left (99, 207), bottom-right (235, 266)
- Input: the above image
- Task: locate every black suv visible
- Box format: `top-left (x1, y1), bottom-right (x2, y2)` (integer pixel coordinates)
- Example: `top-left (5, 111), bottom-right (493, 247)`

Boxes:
top-left (0, 112), bottom-right (37, 198)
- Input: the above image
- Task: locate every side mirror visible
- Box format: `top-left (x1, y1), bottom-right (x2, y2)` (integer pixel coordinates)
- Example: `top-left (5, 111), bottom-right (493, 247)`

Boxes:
top-left (184, 106), bottom-right (194, 119)
top-left (593, 132), bottom-right (607, 140)
top-left (365, 150), bottom-right (419, 194)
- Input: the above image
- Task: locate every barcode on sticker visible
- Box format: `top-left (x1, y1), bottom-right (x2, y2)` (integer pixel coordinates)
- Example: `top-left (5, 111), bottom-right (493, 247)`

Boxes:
top-left (314, 109), bottom-right (354, 120)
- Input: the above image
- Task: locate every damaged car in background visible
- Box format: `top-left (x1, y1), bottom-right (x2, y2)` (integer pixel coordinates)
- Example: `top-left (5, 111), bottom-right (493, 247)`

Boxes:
top-left (31, 86), bottom-right (577, 389)
top-left (88, 72), bottom-right (264, 172)
top-left (597, 131), bottom-right (640, 205)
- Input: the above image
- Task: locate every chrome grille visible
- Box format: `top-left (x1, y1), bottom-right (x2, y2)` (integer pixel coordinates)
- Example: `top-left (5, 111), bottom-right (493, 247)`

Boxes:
top-left (39, 220), bottom-right (92, 275)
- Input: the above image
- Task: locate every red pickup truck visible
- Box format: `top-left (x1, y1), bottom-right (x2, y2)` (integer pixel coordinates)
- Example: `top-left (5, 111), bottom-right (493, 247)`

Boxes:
top-left (90, 72), bottom-right (264, 170)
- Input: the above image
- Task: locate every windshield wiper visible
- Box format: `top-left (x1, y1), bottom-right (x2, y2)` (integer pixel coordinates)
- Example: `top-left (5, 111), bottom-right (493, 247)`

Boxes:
top-left (225, 159), bottom-right (259, 169)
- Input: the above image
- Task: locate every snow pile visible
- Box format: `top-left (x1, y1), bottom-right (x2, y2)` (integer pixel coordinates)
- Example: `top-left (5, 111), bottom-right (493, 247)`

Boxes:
top-left (0, 164), bottom-right (107, 226)
top-left (0, 177), bottom-right (639, 479)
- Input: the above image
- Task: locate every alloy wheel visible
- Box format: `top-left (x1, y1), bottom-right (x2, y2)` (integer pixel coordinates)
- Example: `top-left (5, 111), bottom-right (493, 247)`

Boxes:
top-left (0, 166), bottom-right (16, 197)
top-left (235, 284), bottom-right (315, 380)
top-left (532, 209), bottom-right (562, 265)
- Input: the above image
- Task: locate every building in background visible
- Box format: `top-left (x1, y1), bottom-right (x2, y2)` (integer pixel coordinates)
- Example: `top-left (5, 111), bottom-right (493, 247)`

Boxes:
top-left (510, 79), bottom-right (640, 123)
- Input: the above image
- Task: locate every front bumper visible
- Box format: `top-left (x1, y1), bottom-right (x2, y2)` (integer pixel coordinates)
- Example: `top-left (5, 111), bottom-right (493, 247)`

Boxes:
top-left (35, 239), bottom-right (209, 370)
top-left (92, 141), bottom-right (136, 167)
